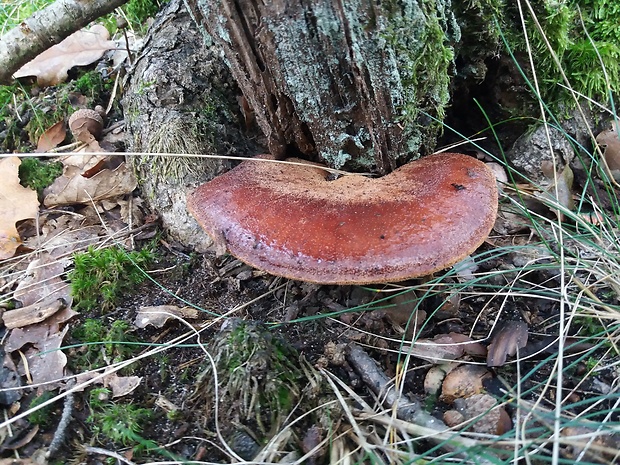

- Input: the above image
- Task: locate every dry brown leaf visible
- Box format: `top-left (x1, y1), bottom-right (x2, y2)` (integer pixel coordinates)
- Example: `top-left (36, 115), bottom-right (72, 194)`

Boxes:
top-left (13, 24), bottom-right (116, 86)
top-left (439, 364), bottom-right (491, 404)
top-left (3, 298), bottom-right (66, 329)
top-left (487, 320), bottom-right (528, 367)
top-left (0, 425), bottom-right (39, 451)
top-left (0, 157), bottom-right (39, 259)
top-left (5, 306), bottom-right (75, 355)
top-left (44, 161), bottom-right (137, 207)
top-left (0, 352), bottom-right (22, 405)
top-left (103, 373), bottom-right (142, 398)
top-left (8, 324), bottom-right (70, 389)
top-left (35, 121), bottom-right (66, 152)
top-left (135, 305), bottom-right (200, 328)
top-left (12, 252), bottom-right (71, 308)
top-left (406, 333), bottom-right (485, 363)
top-left (23, 214), bottom-right (104, 262)
top-left (539, 162), bottom-right (574, 219)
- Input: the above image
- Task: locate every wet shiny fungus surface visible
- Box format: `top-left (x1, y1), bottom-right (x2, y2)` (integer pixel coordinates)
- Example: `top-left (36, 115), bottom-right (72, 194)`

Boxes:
top-left (187, 153), bottom-right (498, 284)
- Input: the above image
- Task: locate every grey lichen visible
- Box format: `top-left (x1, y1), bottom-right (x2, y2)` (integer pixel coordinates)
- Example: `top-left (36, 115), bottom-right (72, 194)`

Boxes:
top-left (275, 0), bottom-right (459, 170)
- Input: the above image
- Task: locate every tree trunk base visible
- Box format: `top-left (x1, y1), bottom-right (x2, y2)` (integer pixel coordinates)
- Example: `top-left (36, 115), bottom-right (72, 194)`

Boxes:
top-left (122, 0), bottom-right (263, 251)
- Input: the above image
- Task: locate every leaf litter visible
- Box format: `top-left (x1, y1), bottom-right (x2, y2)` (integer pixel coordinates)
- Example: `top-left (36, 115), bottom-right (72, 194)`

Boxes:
top-left (13, 24), bottom-right (117, 87)
top-left (0, 158), bottom-right (39, 260)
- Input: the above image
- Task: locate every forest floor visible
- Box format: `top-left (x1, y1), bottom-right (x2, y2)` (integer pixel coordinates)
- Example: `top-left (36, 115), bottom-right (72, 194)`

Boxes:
top-left (1, 3), bottom-right (620, 465)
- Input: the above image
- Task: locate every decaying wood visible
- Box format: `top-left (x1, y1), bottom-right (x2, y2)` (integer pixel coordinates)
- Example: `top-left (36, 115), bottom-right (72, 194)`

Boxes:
top-left (0, 0), bottom-right (129, 84)
top-left (187, 0), bottom-right (457, 174)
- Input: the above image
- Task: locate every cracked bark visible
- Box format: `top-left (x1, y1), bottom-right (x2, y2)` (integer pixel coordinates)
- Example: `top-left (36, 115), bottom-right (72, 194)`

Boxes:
top-left (186, 0), bottom-right (454, 174)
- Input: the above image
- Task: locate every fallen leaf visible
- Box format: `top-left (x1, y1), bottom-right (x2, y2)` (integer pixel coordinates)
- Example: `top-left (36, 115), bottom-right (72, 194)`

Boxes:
top-left (13, 24), bottom-right (116, 86)
top-left (12, 253), bottom-right (71, 308)
top-left (103, 373), bottom-right (142, 398)
top-left (35, 121), bottom-right (66, 152)
top-left (487, 320), bottom-right (528, 367)
top-left (0, 157), bottom-right (39, 259)
top-left (539, 162), bottom-right (574, 219)
top-left (3, 298), bottom-right (67, 329)
top-left (23, 214), bottom-right (104, 263)
top-left (0, 425), bottom-right (39, 451)
top-left (135, 305), bottom-right (200, 328)
top-left (5, 306), bottom-right (76, 354)
top-left (0, 352), bottom-right (22, 406)
top-left (44, 161), bottom-right (137, 207)
top-left (405, 333), bottom-right (486, 363)
top-left (15, 325), bottom-right (69, 388)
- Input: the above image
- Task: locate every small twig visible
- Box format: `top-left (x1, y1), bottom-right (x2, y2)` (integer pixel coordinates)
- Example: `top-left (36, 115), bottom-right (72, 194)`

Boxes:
top-left (46, 379), bottom-right (75, 458)
top-left (346, 343), bottom-right (441, 429)
top-left (84, 446), bottom-right (137, 465)
top-left (346, 343), bottom-right (499, 463)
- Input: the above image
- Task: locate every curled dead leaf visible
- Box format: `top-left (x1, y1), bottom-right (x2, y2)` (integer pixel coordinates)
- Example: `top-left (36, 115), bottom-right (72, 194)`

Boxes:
top-left (596, 124), bottom-right (620, 181)
top-left (104, 373), bottom-right (142, 398)
top-left (36, 121), bottom-right (66, 152)
top-left (487, 320), bottom-right (528, 367)
top-left (539, 162), bottom-right (574, 220)
top-left (407, 333), bottom-right (486, 363)
top-left (135, 305), bottom-right (200, 328)
top-left (43, 160), bottom-right (137, 207)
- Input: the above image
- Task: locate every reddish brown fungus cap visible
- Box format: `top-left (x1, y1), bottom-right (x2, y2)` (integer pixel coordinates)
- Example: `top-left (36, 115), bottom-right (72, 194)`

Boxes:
top-left (187, 153), bottom-right (498, 284)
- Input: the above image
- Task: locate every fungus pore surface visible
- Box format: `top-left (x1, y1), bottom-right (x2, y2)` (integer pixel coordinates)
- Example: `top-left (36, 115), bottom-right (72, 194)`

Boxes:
top-left (187, 153), bottom-right (498, 284)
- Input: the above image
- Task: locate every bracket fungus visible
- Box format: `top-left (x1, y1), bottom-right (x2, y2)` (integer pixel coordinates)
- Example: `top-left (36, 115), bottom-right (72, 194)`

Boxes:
top-left (187, 153), bottom-right (498, 284)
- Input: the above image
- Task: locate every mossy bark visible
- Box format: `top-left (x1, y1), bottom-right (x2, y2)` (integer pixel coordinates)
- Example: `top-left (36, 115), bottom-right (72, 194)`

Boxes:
top-left (186, 0), bottom-right (459, 174)
top-left (122, 0), bottom-right (263, 251)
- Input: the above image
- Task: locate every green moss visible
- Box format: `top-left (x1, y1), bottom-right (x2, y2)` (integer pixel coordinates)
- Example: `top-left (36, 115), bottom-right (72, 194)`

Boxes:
top-left (73, 70), bottom-right (111, 100)
top-left (87, 390), bottom-right (155, 449)
top-left (123, 0), bottom-right (164, 26)
top-left (71, 319), bottom-right (138, 370)
top-left (18, 157), bottom-right (63, 195)
top-left (192, 320), bottom-right (304, 438)
top-left (500, 0), bottom-right (620, 107)
top-left (69, 244), bottom-right (155, 312)
top-left (27, 391), bottom-right (55, 427)
top-left (382, 0), bottom-right (460, 158)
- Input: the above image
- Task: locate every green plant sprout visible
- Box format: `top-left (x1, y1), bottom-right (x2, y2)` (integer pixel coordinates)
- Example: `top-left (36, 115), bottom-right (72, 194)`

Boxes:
top-left (87, 388), bottom-right (156, 450)
top-left (71, 319), bottom-right (138, 370)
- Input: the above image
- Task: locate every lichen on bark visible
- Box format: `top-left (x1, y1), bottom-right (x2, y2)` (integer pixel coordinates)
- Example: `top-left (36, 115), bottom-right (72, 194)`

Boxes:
top-left (191, 0), bottom-right (461, 174)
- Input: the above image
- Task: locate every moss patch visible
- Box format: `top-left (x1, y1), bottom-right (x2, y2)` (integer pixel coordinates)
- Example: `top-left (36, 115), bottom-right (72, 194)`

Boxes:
top-left (383, 0), bottom-right (460, 157)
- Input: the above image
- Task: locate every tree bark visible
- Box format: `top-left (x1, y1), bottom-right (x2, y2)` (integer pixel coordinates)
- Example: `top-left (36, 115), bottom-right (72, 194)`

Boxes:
top-left (122, 0), bottom-right (263, 251)
top-left (0, 0), bottom-right (129, 84)
top-left (186, 0), bottom-right (459, 174)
